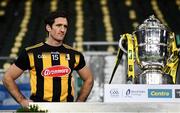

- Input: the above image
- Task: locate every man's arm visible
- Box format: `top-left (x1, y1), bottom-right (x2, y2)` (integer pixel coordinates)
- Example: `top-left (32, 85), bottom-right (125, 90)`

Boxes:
top-left (76, 65), bottom-right (94, 102)
top-left (2, 64), bottom-right (32, 107)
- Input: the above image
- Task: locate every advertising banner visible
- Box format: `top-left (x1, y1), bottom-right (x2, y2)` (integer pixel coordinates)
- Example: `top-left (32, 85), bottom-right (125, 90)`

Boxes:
top-left (104, 84), bottom-right (180, 102)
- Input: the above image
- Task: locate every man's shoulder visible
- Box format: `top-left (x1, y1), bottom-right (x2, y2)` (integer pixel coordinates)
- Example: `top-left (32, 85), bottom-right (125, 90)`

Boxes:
top-left (25, 42), bottom-right (44, 51)
top-left (63, 44), bottom-right (80, 52)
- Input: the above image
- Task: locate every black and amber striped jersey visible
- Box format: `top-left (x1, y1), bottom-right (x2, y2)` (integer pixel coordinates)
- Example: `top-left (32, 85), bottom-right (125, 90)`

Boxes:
top-left (15, 42), bottom-right (86, 102)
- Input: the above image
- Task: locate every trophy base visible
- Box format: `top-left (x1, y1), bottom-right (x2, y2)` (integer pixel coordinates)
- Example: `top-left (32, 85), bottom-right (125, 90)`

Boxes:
top-left (135, 69), bottom-right (173, 84)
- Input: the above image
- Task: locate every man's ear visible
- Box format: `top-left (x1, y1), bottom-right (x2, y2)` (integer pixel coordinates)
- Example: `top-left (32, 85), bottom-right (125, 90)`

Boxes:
top-left (46, 25), bottom-right (51, 32)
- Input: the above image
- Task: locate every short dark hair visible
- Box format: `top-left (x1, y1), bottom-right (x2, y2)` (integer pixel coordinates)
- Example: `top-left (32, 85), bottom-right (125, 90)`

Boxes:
top-left (44, 11), bottom-right (69, 27)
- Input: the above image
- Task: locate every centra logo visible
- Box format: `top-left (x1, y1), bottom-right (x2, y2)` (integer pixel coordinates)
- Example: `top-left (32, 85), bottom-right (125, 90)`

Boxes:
top-left (148, 89), bottom-right (172, 98)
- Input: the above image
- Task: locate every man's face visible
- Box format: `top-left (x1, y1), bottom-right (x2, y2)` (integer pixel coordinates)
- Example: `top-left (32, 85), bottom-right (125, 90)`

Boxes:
top-left (47, 17), bottom-right (68, 42)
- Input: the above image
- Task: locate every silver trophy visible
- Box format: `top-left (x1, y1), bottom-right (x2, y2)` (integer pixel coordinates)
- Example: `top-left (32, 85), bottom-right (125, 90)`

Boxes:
top-left (119, 15), bottom-right (174, 84)
top-left (133, 15), bottom-right (170, 84)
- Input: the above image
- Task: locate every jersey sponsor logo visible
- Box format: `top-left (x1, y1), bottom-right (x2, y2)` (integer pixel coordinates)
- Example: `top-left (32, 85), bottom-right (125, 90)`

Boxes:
top-left (41, 65), bottom-right (71, 77)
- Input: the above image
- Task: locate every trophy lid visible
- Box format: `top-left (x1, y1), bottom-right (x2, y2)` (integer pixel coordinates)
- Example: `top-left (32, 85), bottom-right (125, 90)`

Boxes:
top-left (136, 15), bottom-right (170, 31)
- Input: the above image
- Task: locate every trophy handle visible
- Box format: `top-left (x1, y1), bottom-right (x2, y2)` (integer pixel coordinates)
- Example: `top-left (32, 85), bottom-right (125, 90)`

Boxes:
top-left (119, 33), bottom-right (135, 82)
top-left (119, 34), bottom-right (128, 54)
top-left (163, 32), bottom-right (179, 83)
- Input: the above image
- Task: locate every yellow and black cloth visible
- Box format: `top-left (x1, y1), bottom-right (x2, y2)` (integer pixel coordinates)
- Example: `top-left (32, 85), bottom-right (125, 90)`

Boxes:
top-left (15, 42), bottom-right (85, 102)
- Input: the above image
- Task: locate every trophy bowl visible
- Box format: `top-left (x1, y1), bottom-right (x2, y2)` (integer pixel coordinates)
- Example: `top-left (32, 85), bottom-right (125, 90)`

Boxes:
top-left (134, 28), bottom-right (170, 68)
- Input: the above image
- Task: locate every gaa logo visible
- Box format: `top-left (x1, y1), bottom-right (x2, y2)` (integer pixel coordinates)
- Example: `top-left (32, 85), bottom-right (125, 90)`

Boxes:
top-left (110, 89), bottom-right (120, 97)
top-left (175, 89), bottom-right (180, 98)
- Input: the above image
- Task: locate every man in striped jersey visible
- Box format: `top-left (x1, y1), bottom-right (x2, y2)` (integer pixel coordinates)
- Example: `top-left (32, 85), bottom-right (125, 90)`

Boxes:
top-left (3, 11), bottom-right (94, 107)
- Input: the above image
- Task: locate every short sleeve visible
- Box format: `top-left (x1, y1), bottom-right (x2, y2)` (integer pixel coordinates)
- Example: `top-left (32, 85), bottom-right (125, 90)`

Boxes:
top-left (14, 49), bottom-right (30, 70)
top-left (74, 53), bottom-right (86, 70)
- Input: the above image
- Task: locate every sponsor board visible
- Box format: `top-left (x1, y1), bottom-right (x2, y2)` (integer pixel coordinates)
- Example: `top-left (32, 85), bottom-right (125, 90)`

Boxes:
top-left (104, 84), bottom-right (180, 102)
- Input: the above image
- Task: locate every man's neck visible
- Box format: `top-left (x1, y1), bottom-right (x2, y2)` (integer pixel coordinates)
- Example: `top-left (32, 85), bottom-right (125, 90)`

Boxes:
top-left (45, 38), bottom-right (63, 47)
